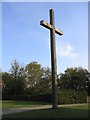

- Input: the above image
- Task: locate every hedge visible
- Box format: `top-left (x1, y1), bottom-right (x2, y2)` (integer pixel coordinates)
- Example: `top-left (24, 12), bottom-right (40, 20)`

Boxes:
top-left (2, 89), bottom-right (88, 104)
top-left (2, 94), bottom-right (52, 103)
top-left (58, 89), bottom-right (87, 104)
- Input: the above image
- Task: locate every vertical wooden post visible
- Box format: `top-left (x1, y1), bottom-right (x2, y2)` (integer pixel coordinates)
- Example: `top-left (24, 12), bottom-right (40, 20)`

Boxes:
top-left (40, 9), bottom-right (63, 109)
top-left (50, 9), bottom-right (58, 109)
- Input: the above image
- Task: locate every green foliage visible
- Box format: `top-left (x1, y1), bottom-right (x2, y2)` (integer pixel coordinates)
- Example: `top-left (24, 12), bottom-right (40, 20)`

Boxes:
top-left (58, 89), bottom-right (87, 104)
top-left (59, 67), bottom-right (89, 92)
top-left (2, 94), bottom-right (52, 103)
top-left (10, 59), bottom-right (20, 79)
top-left (25, 63), bottom-right (52, 95)
top-left (2, 59), bottom-right (89, 104)
top-left (34, 67), bottom-right (52, 94)
top-left (2, 60), bottom-right (26, 95)
top-left (25, 61), bottom-right (44, 87)
top-left (2, 72), bottom-right (14, 95)
top-left (3, 89), bottom-right (87, 104)
top-left (2, 60), bottom-right (52, 96)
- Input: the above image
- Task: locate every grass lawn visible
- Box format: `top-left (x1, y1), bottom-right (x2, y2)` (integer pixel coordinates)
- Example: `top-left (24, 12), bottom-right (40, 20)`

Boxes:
top-left (1, 100), bottom-right (48, 108)
top-left (2, 104), bottom-right (89, 118)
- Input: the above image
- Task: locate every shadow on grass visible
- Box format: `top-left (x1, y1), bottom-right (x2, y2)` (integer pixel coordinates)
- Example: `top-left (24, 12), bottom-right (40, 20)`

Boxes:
top-left (2, 106), bottom-right (89, 120)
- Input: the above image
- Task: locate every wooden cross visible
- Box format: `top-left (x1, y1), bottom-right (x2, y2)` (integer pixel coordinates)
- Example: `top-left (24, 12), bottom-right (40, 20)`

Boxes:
top-left (40, 9), bottom-right (63, 109)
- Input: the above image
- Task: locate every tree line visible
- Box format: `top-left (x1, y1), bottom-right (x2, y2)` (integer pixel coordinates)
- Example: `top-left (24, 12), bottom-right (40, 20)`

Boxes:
top-left (1, 59), bottom-right (89, 97)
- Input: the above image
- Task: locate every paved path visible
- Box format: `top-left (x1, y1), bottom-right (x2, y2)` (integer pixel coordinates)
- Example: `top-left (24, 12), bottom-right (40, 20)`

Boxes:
top-left (2, 103), bottom-right (88, 115)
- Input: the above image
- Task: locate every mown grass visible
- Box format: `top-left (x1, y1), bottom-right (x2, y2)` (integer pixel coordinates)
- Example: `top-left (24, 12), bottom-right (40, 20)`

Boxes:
top-left (3, 104), bottom-right (89, 118)
top-left (1, 100), bottom-right (47, 108)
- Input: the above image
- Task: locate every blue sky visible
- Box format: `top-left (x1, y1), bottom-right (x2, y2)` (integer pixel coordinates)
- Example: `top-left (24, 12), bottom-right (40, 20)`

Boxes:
top-left (2, 2), bottom-right (88, 74)
top-left (89, 1), bottom-right (90, 72)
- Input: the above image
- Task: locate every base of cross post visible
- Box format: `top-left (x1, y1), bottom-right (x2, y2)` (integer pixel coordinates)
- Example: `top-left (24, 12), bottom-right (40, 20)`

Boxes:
top-left (52, 105), bottom-right (58, 109)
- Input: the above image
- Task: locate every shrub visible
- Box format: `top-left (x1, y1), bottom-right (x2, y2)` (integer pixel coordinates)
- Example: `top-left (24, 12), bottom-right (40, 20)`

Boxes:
top-left (58, 89), bottom-right (87, 104)
top-left (2, 94), bottom-right (52, 103)
top-left (2, 89), bottom-right (87, 104)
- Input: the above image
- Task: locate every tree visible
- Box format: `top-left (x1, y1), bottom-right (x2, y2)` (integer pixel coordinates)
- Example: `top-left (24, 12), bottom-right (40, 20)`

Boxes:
top-left (35, 67), bottom-right (52, 94)
top-left (2, 72), bottom-right (14, 95)
top-left (9, 59), bottom-right (26, 95)
top-left (10, 59), bottom-right (20, 79)
top-left (25, 61), bottom-right (44, 88)
top-left (88, 73), bottom-right (90, 96)
top-left (58, 67), bottom-right (89, 91)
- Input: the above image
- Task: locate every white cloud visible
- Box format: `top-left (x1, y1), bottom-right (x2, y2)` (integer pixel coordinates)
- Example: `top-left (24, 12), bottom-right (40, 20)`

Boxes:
top-left (57, 44), bottom-right (78, 59)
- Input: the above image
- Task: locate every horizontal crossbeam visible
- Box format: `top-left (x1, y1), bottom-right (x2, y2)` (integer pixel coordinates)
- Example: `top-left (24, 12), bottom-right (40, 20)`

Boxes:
top-left (55, 27), bottom-right (63, 36)
top-left (40, 20), bottom-right (63, 36)
top-left (40, 20), bottom-right (52, 29)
